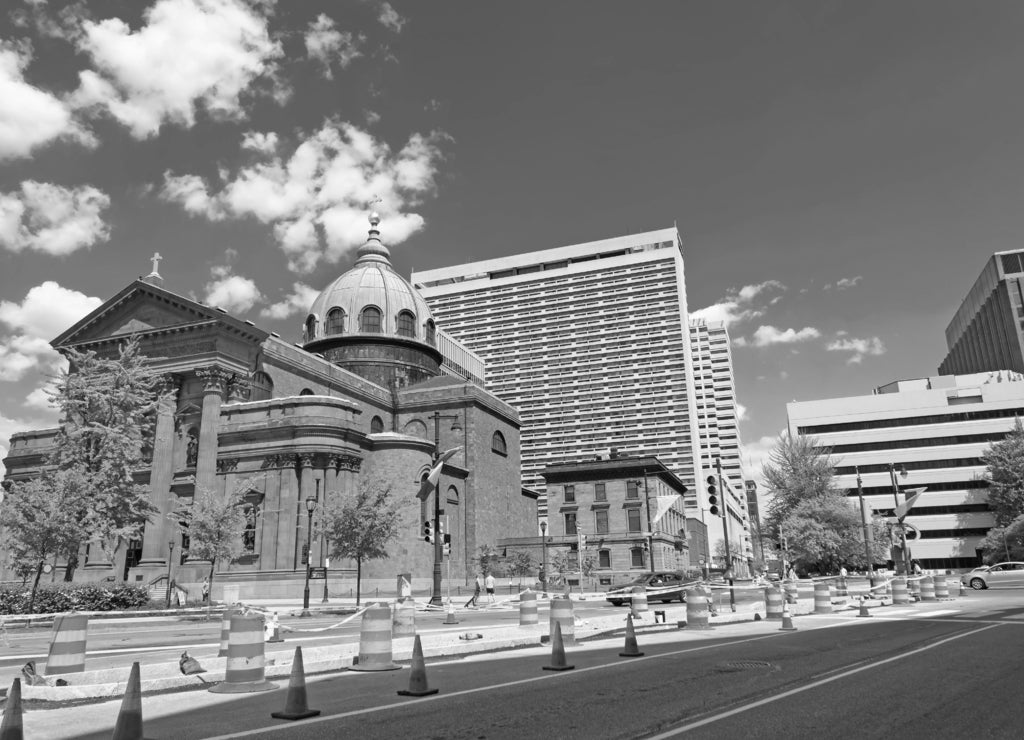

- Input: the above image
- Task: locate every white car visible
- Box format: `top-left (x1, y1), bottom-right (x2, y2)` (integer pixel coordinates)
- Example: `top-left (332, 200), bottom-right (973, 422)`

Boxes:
top-left (961, 562), bottom-right (1024, 590)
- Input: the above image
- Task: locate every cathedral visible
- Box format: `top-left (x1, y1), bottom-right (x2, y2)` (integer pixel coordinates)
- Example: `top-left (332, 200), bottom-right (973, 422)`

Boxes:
top-left (2, 215), bottom-right (536, 600)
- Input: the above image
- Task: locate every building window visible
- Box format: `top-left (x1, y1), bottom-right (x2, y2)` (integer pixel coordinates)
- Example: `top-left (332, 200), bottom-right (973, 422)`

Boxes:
top-left (598, 549), bottom-right (611, 568)
top-left (425, 319), bottom-right (436, 346)
top-left (626, 480), bottom-right (640, 499)
top-left (595, 509), bottom-right (608, 534)
top-left (564, 512), bottom-right (577, 536)
top-left (627, 508), bottom-right (642, 533)
top-left (185, 428), bottom-right (199, 467)
top-left (325, 308), bottom-right (345, 335)
top-left (595, 482), bottom-right (606, 502)
top-left (564, 485), bottom-right (575, 503)
top-left (299, 388), bottom-right (314, 396)
top-left (396, 310), bottom-right (416, 338)
top-left (304, 315), bottom-right (317, 341)
top-left (360, 306), bottom-right (382, 333)
top-left (491, 431), bottom-right (507, 456)
top-left (242, 504), bottom-right (258, 553)
top-left (630, 547), bottom-right (645, 567)
top-left (370, 415), bottom-right (384, 434)
top-left (251, 371), bottom-right (273, 402)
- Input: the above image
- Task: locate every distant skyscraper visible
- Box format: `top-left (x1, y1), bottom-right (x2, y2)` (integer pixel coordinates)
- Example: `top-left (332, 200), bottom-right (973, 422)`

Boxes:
top-left (940, 250), bottom-right (1024, 376)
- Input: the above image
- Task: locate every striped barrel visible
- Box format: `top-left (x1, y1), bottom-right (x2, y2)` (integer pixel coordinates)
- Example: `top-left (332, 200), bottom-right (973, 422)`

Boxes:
top-left (45, 614), bottom-right (88, 675)
top-left (548, 597), bottom-right (576, 646)
top-left (392, 600), bottom-right (416, 637)
top-left (835, 578), bottom-right (848, 597)
top-left (684, 588), bottom-right (710, 629)
top-left (629, 586), bottom-right (648, 619)
top-left (813, 581), bottom-right (832, 614)
top-left (519, 590), bottom-right (538, 626)
top-left (783, 580), bottom-right (799, 604)
top-left (764, 585), bottom-right (783, 621)
top-left (933, 575), bottom-right (949, 600)
top-left (350, 606), bottom-right (399, 671)
top-left (908, 578), bottom-right (921, 600)
top-left (891, 577), bottom-right (909, 604)
top-left (217, 608), bottom-right (237, 657)
top-left (920, 576), bottom-right (936, 602)
top-left (948, 578), bottom-right (961, 599)
top-left (209, 614), bottom-right (276, 693)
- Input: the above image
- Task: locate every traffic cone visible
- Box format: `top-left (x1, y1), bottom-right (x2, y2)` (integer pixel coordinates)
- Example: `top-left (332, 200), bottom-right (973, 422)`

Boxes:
top-left (271, 647), bottom-right (320, 721)
top-left (0, 678), bottom-right (23, 740)
top-left (542, 621), bottom-right (575, 671)
top-left (619, 614), bottom-right (644, 658)
top-left (111, 662), bottom-right (149, 740)
top-left (397, 635), bottom-right (439, 697)
top-left (266, 611), bottom-right (285, 643)
top-left (779, 602), bottom-right (797, 632)
top-left (857, 597), bottom-right (872, 618)
top-left (443, 599), bottom-right (459, 625)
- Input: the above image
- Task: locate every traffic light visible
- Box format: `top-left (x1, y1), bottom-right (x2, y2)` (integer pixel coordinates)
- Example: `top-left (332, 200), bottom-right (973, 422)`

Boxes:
top-left (423, 520), bottom-right (434, 543)
top-left (706, 475), bottom-right (719, 516)
top-left (443, 533), bottom-right (452, 555)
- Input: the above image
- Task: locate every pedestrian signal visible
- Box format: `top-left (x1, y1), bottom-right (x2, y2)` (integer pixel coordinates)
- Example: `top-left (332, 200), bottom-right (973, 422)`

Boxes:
top-left (423, 520), bottom-right (434, 543)
top-left (443, 533), bottom-right (452, 555)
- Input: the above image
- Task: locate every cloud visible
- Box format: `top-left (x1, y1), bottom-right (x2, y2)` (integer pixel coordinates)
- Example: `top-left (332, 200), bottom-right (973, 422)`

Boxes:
top-left (161, 121), bottom-right (447, 272)
top-left (241, 130), bottom-right (278, 155)
top-left (824, 275), bottom-right (863, 291)
top-left (260, 282), bottom-right (319, 319)
top-left (742, 432), bottom-right (786, 490)
top-left (305, 14), bottom-right (363, 79)
top-left (0, 281), bottom-right (102, 381)
top-left (690, 280), bottom-right (785, 327)
top-left (0, 41), bottom-right (95, 160)
top-left (202, 266), bottom-right (261, 314)
top-left (0, 181), bottom-right (111, 255)
top-left (69, 0), bottom-right (284, 138)
top-left (735, 402), bottom-right (747, 421)
top-left (377, 2), bottom-right (407, 32)
top-left (734, 325), bottom-right (821, 347)
top-left (826, 335), bottom-right (885, 364)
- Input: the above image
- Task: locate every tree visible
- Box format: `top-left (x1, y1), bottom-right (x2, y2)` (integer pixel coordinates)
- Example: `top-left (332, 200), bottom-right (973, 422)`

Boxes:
top-left (978, 514), bottom-right (1024, 563)
top-left (506, 550), bottom-right (535, 587)
top-left (320, 482), bottom-right (399, 606)
top-left (762, 432), bottom-right (837, 538)
top-left (473, 545), bottom-right (501, 577)
top-left (0, 470), bottom-right (89, 611)
top-left (982, 419), bottom-right (1024, 527)
top-left (780, 495), bottom-right (890, 574)
top-left (47, 335), bottom-right (167, 577)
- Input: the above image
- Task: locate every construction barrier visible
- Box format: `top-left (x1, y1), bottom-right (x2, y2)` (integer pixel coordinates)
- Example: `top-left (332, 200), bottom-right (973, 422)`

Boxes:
top-left (217, 608), bottom-right (237, 657)
top-left (619, 614), bottom-right (643, 657)
top-left (111, 662), bottom-right (145, 740)
top-left (209, 614), bottom-right (276, 694)
top-left (630, 586), bottom-right (648, 619)
top-left (908, 578), bottom-right (921, 600)
top-left (835, 578), bottom-right (848, 597)
top-left (920, 576), bottom-right (936, 602)
top-left (397, 635), bottom-right (438, 697)
top-left (891, 577), bottom-right (910, 605)
top-left (542, 621), bottom-right (574, 672)
top-left (548, 597), bottom-right (576, 647)
top-left (392, 599), bottom-right (416, 637)
top-left (684, 587), bottom-right (710, 629)
top-left (764, 585), bottom-right (783, 621)
top-left (783, 580), bottom-right (799, 604)
top-left (519, 590), bottom-right (538, 626)
top-left (45, 613), bottom-right (88, 675)
top-left (933, 575), bottom-right (949, 600)
top-left (813, 581), bottom-right (832, 614)
top-left (350, 606), bottom-right (400, 672)
top-left (265, 611), bottom-right (284, 643)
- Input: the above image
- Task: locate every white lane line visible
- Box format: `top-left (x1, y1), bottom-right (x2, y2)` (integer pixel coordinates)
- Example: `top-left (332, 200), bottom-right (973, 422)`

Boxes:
top-left (645, 622), bottom-right (1001, 738)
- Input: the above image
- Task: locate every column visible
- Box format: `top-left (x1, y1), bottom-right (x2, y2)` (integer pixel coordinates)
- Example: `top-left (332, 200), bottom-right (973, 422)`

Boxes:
top-left (276, 455), bottom-right (300, 570)
top-left (297, 454), bottom-right (316, 570)
top-left (260, 461), bottom-right (281, 570)
top-left (195, 367), bottom-right (227, 492)
top-left (139, 378), bottom-right (181, 566)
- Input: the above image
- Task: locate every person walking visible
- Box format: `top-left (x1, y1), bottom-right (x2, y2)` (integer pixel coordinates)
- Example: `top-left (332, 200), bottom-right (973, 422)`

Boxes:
top-left (201, 576), bottom-right (210, 603)
top-left (484, 573), bottom-right (496, 603)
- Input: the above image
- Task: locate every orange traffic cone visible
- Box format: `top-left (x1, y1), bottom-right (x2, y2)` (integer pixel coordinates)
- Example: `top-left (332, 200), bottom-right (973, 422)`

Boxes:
top-left (1, 678), bottom-right (24, 740)
top-left (271, 647), bottom-right (321, 721)
top-left (266, 611), bottom-right (285, 643)
top-left (111, 662), bottom-right (148, 740)
top-left (443, 600), bottom-right (459, 625)
top-left (397, 635), bottom-right (439, 697)
top-left (619, 614), bottom-right (644, 657)
top-left (779, 602), bottom-right (797, 632)
top-left (542, 621), bottom-right (575, 671)
top-left (857, 597), bottom-right (872, 618)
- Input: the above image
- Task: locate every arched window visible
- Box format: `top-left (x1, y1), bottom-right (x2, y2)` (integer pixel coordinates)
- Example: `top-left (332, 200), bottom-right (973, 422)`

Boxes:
top-left (447, 485), bottom-right (460, 504)
top-left (304, 315), bottom-right (317, 341)
top-left (299, 388), bottom-right (315, 396)
top-left (360, 306), bottom-right (382, 333)
top-left (251, 371), bottom-right (273, 402)
top-left (325, 308), bottom-right (346, 335)
top-left (425, 319), bottom-right (436, 346)
top-left (396, 310), bottom-right (416, 338)
top-left (491, 431), bottom-right (507, 456)
top-left (370, 415), bottom-right (385, 434)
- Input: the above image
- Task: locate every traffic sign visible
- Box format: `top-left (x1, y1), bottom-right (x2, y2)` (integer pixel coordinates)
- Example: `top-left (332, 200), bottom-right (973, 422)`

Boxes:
top-left (308, 567), bottom-right (327, 579)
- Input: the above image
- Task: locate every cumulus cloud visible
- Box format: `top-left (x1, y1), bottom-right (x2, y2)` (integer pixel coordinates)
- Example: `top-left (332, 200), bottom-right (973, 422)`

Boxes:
top-left (0, 41), bottom-right (95, 160)
top-left (742, 431), bottom-right (786, 489)
top-left (305, 14), bottom-right (363, 79)
top-left (0, 181), bottom-right (111, 255)
top-left (69, 0), bottom-right (284, 138)
top-left (826, 334), bottom-right (885, 364)
top-left (824, 275), bottom-right (863, 290)
top-left (260, 282), bottom-right (319, 319)
top-left (0, 281), bottom-right (102, 381)
top-left (161, 121), bottom-right (447, 272)
top-left (202, 266), bottom-right (262, 314)
top-left (690, 280), bottom-right (785, 327)
top-left (377, 2), bottom-right (407, 32)
top-left (734, 325), bottom-right (821, 347)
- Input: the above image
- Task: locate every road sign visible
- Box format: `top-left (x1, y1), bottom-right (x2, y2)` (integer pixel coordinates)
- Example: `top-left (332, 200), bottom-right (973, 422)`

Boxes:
top-left (308, 567), bottom-right (327, 580)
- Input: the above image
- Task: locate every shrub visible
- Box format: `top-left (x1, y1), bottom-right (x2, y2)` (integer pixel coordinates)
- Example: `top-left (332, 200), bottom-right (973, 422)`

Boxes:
top-left (0, 582), bottom-right (150, 615)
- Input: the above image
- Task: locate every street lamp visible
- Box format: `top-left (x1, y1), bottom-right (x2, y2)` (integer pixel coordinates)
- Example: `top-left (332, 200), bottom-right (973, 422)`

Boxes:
top-left (714, 458), bottom-right (736, 612)
top-left (540, 520), bottom-right (549, 597)
top-left (165, 540), bottom-right (175, 609)
top-left (428, 412), bottom-right (462, 606)
top-left (888, 463), bottom-right (911, 575)
top-left (300, 496), bottom-right (316, 618)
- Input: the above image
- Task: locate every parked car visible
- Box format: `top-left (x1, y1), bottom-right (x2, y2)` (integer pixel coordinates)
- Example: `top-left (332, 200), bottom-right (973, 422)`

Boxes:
top-left (961, 562), bottom-right (1024, 590)
top-left (605, 572), bottom-right (689, 606)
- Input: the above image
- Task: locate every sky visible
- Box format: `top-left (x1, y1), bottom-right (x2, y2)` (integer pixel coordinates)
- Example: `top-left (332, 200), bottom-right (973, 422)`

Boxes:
top-left (3, 0), bottom-right (1024, 484)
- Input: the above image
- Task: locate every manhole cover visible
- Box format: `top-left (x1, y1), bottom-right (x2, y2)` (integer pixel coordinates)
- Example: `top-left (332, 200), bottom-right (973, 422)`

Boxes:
top-left (717, 660), bottom-right (774, 672)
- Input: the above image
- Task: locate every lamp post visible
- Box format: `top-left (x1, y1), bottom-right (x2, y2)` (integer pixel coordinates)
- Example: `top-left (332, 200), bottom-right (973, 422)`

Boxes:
top-left (428, 412), bottom-right (462, 606)
top-left (540, 520), bottom-right (549, 597)
top-left (888, 463), bottom-right (911, 576)
top-left (854, 467), bottom-right (876, 587)
top-left (165, 541), bottom-right (175, 609)
top-left (715, 458), bottom-right (736, 612)
top-left (641, 471), bottom-right (655, 570)
top-left (300, 496), bottom-right (316, 617)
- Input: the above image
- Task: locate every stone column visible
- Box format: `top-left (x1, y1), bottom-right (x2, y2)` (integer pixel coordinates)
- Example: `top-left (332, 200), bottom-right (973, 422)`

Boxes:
top-left (260, 459), bottom-right (281, 570)
top-left (139, 378), bottom-right (182, 566)
top-left (276, 455), bottom-right (300, 570)
top-left (195, 367), bottom-right (227, 492)
top-left (297, 454), bottom-right (316, 570)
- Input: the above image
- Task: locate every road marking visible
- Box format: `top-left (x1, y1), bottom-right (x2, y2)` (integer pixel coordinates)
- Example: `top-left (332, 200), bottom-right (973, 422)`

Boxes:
top-left (645, 622), bottom-right (1002, 738)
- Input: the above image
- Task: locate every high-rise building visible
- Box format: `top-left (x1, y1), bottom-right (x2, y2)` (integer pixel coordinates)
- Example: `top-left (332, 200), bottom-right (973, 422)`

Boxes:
top-left (787, 371), bottom-right (1018, 571)
top-left (940, 250), bottom-right (1024, 376)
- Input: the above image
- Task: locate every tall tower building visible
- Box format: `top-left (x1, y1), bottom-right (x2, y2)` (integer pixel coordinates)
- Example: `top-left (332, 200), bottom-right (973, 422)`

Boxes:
top-left (412, 228), bottom-right (708, 524)
top-left (940, 250), bottom-right (1024, 376)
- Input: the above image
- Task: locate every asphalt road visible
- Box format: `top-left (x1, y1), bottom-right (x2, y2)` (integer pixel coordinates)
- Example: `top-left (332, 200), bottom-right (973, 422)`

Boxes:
top-left (15, 589), bottom-right (1023, 739)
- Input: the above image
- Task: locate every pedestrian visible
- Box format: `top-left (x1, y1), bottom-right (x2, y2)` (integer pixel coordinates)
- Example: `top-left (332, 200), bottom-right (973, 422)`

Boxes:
top-left (485, 572), bottom-right (496, 603)
top-left (912, 560), bottom-right (922, 575)
top-left (201, 576), bottom-right (210, 603)
top-left (465, 577), bottom-right (481, 609)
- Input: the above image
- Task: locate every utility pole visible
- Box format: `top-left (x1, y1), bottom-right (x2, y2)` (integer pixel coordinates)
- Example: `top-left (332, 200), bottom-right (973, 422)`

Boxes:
top-left (854, 467), bottom-right (876, 587)
top-left (428, 412), bottom-right (461, 606)
top-left (642, 469), bottom-right (655, 570)
top-left (888, 463), bottom-right (912, 576)
top-left (716, 458), bottom-right (736, 612)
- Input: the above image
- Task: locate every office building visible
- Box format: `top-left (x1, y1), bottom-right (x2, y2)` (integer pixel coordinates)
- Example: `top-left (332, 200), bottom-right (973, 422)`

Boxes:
top-left (787, 371), bottom-right (1022, 571)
